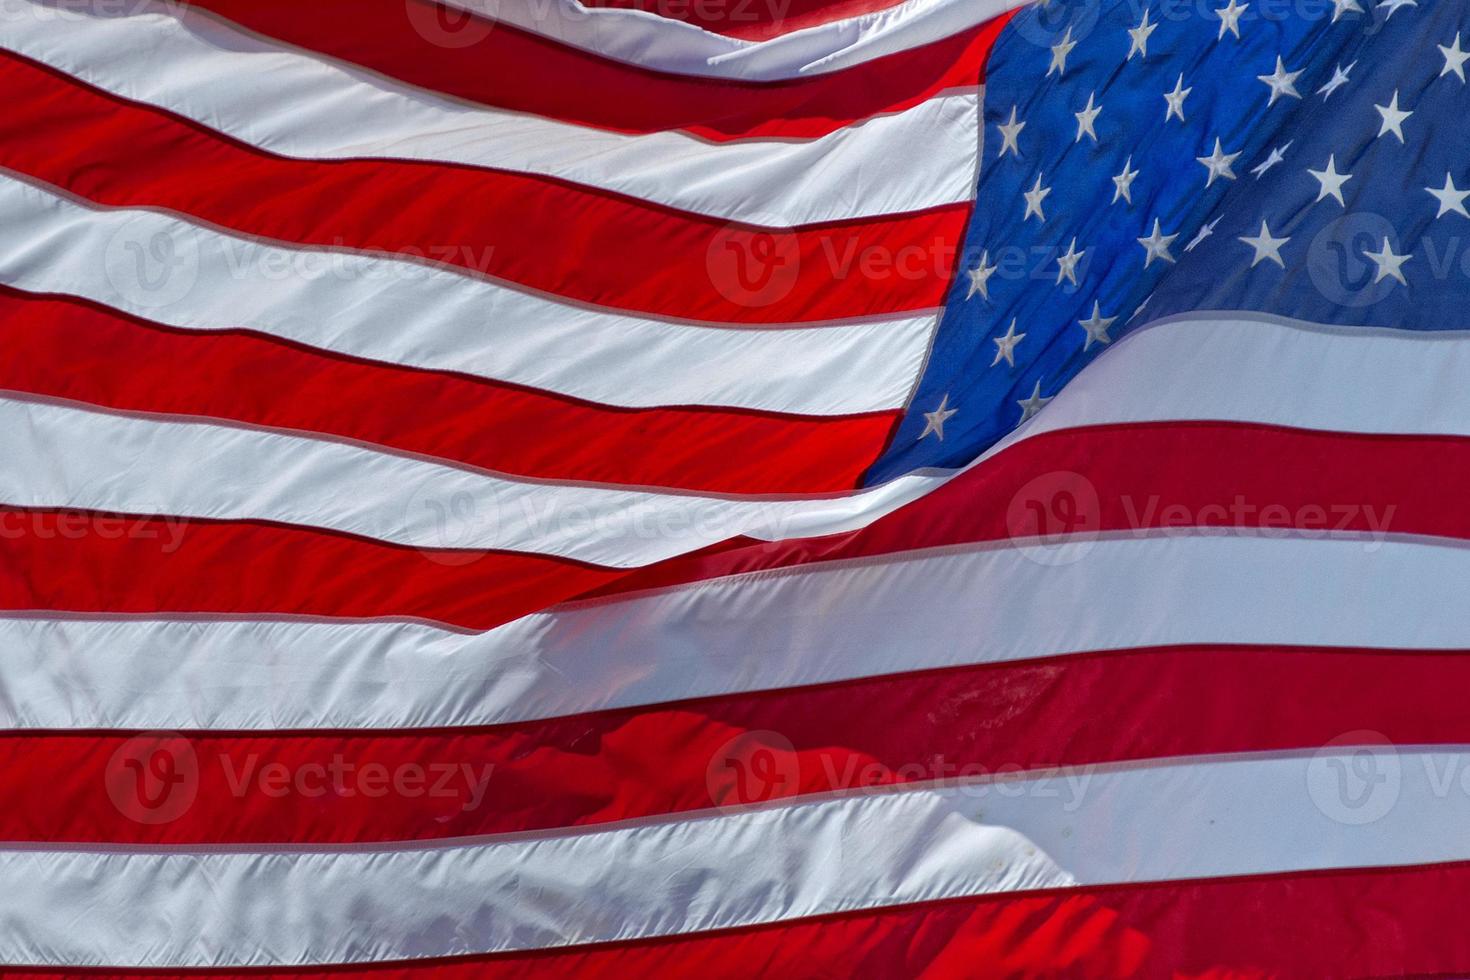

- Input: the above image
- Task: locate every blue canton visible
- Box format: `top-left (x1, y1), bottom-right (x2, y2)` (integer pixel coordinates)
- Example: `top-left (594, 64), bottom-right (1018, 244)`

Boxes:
top-left (866, 0), bottom-right (1470, 484)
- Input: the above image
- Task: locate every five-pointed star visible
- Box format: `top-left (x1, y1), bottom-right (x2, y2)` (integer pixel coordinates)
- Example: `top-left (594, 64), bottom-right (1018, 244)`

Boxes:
top-left (1197, 137), bottom-right (1241, 186)
top-left (1257, 56), bottom-right (1303, 106)
top-left (1164, 74), bottom-right (1192, 122)
top-left (1308, 154), bottom-right (1352, 206)
top-left (1127, 8), bottom-right (1159, 60)
top-left (1185, 217), bottom-right (1221, 252)
top-left (996, 106), bottom-right (1025, 158)
top-left (1376, 0), bottom-right (1415, 20)
top-left (1441, 33), bottom-right (1469, 83)
top-left (1318, 61), bottom-right (1355, 98)
top-left (1215, 0), bottom-right (1248, 39)
top-left (1112, 155), bottom-right (1140, 204)
top-left (1048, 27), bottom-right (1077, 77)
top-left (918, 394), bottom-right (958, 440)
top-left (1138, 218), bottom-right (1179, 266)
top-left (991, 318), bottom-right (1026, 367)
top-left (1078, 301), bottom-right (1117, 350)
top-left (1055, 237), bottom-right (1084, 285)
top-left (1238, 220), bottom-right (1289, 268)
top-left (966, 250), bottom-right (998, 300)
top-left (1330, 0), bottom-right (1362, 21)
top-left (1017, 380), bottom-right (1052, 423)
top-left (1364, 237), bottom-right (1411, 286)
top-left (1250, 141), bottom-right (1291, 177)
top-left (1375, 90), bottom-right (1412, 143)
top-left (1427, 173), bottom-right (1470, 219)
top-left (1023, 172), bottom-right (1052, 222)
top-left (1074, 91), bottom-right (1103, 143)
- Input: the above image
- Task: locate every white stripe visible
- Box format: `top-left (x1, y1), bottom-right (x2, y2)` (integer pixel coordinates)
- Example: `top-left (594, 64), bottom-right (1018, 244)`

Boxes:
top-left (1021, 312), bottom-right (1470, 440)
top-left (4, 532), bottom-right (1463, 730)
top-left (0, 395), bottom-right (947, 567)
top-left (1, 749), bottom-right (1464, 966)
top-left (0, 174), bottom-right (932, 416)
top-left (0, 0), bottom-right (980, 225)
top-left (443, 0), bottom-right (1024, 80)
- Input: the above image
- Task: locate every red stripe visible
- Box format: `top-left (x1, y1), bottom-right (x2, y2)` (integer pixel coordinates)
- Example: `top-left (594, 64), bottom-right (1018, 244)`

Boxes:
top-left (592, 419), bottom-right (1456, 599)
top-left (12, 861), bottom-right (1470, 976)
top-left (0, 507), bottom-right (624, 631)
top-left (0, 422), bottom-right (1457, 630)
top-left (580, 0), bottom-right (912, 42)
top-left (0, 287), bottom-right (895, 494)
top-left (184, 0), bottom-right (1010, 140)
top-left (1, 53), bottom-right (963, 324)
top-left (6, 645), bottom-right (1470, 844)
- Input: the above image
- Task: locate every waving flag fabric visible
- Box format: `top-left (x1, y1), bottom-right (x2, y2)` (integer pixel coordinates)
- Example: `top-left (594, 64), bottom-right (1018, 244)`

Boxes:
top-left (4, 0), bottom-right (1470, 974)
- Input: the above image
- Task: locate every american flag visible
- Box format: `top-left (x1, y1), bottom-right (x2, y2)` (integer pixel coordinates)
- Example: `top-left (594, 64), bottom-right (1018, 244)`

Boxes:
top-left (3, 0), bottom-right (1470, 971)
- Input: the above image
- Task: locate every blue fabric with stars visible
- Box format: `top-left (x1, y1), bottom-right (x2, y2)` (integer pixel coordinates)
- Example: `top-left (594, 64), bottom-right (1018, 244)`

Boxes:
top-left (864, 0), bottom-right (1469, 484)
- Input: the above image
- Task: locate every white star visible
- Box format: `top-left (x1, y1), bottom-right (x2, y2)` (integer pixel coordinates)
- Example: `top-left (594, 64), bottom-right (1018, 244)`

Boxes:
top-left (1376, 0), bottom-right (1415, 20)
top-left (1127, 8), bottom-right (1159, 60)
top-left (1330, 0), bottom-right (1362, 21)
top-left (1257, 56), bottom-right (1303, 107)
top-left (991, 318), bottom-right (1026, 367)
top-left (1441, 33), bottom-right (1469, 83)
top-left (1318, 61), bottom-right (1355, 98)
top-left (996, 106), bottom-right (1026, 158)
top-left (1185, 217), bottom-right (1221, 252)
top-left (1427, 173), bottom-right (1470, 219)
top-left (1308, 154), bottom-right (1352, 206)
top-left (919, 394), bottom-right (958, 440)
top-left (1048, 27), bottom-right (1077, 77)
top-left (1164, 74), bottom-right (1192, 123)
top-left (1074, 91), bottom-right (1102, 144)
top-left (1250, 141), bottom-right (1291, 178)
top-left (1364, 237), bottom-right (1411, 286)
top-left (1238, 220), bottom-right (1289, 268)
top-left (1078, 302), bottom-right (1117, 350)
top-left (1215, 0), bottom-right (1248, 39)
top-left (1375, 90), bottom-right (1412, 143)
top-left (1017, 380), bottom-right (1052, 423)
top-left (1112, 155), bottom-right (1140, 204)
top-left (1055, 237), bottom-right (1084, 286)
top-left (1023, 173), bottom-right (1052, 223)
top-left (1197, 138), bottom-right (1241, 186)
top-left (1138, 218), bottom-right (1179, 267)
top-left (966, 250), bottom-right (998, 300)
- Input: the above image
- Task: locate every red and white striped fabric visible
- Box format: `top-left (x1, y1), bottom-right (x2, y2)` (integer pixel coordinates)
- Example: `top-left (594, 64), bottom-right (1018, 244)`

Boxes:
top-left (6, 0), bottom-right (1470, 975)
